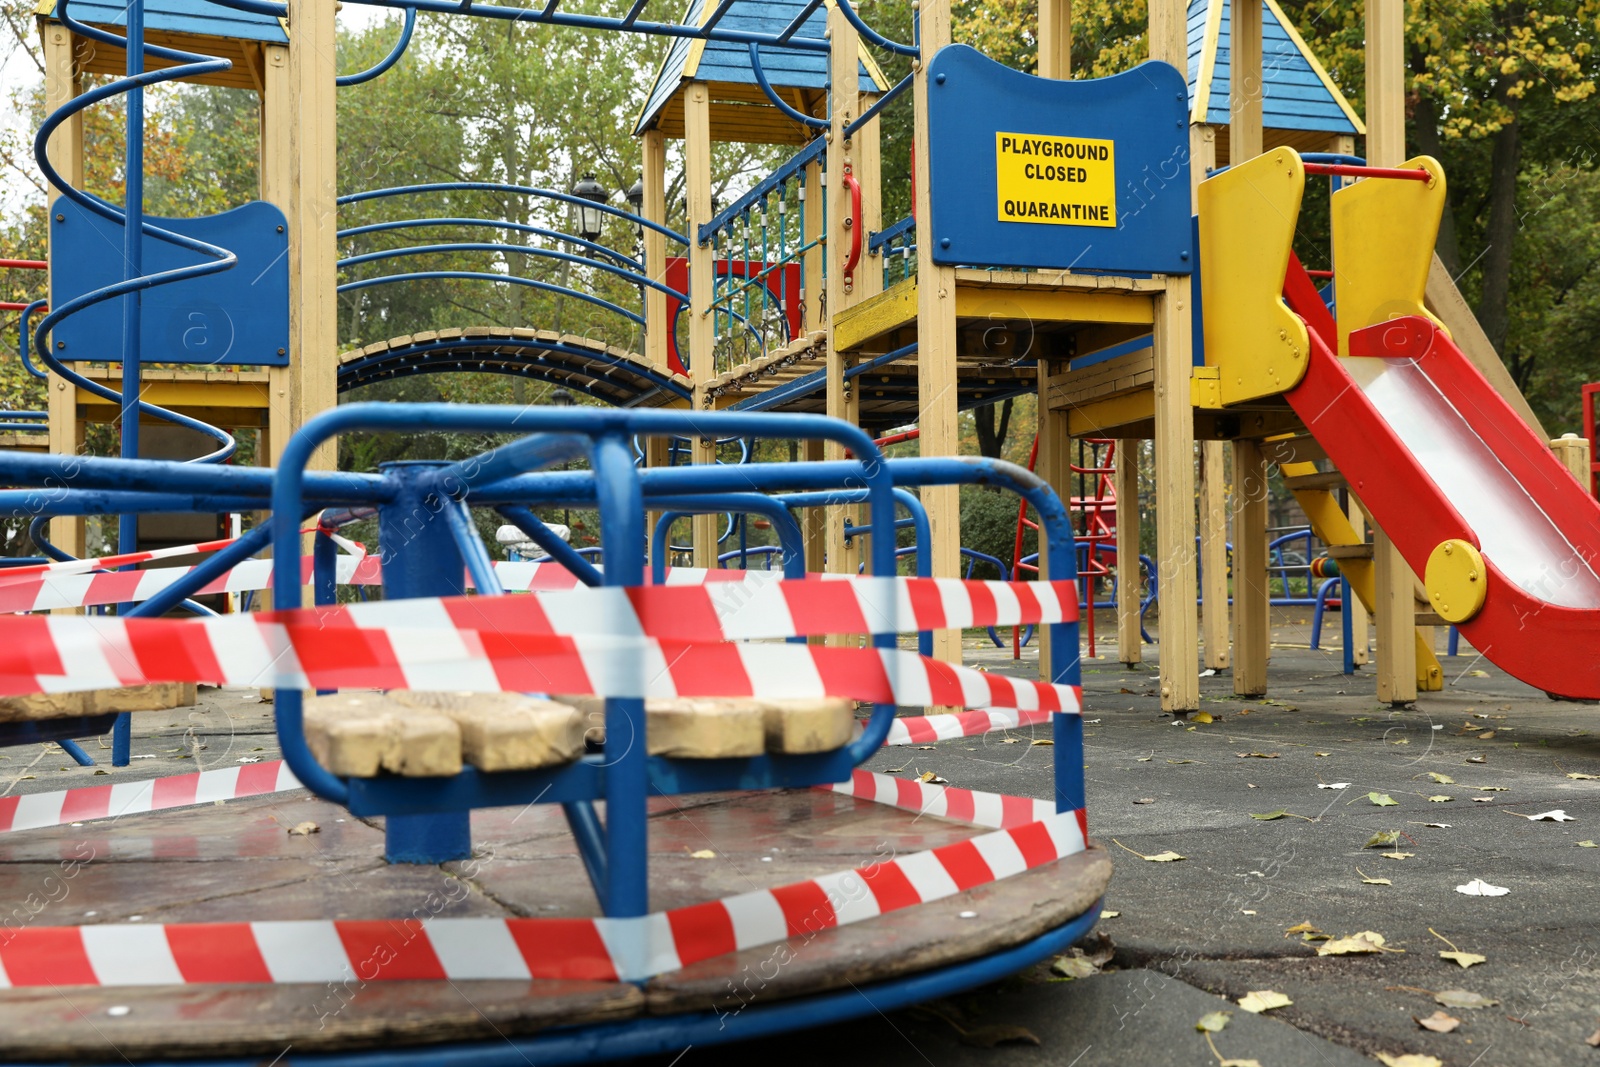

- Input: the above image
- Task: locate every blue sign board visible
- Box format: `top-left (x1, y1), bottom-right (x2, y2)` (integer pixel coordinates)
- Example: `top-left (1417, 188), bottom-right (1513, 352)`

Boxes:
top-left (51, 200), bottom-right (290, 367)
top-left (926, 46), bottom-right (1193, 275)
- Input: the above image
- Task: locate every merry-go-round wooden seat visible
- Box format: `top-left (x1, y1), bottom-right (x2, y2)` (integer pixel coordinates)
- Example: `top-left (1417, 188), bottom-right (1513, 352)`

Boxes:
top-left (557, 695), bottom-right (857, 758)
top-left (303, 691), bottom-right (587, 777)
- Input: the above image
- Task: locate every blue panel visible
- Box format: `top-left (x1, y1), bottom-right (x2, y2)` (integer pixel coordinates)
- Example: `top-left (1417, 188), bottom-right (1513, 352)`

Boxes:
top-left (51, 200), bottom-right (290, 367)
top-left (926, 46), bottom-right (1192, 275)
top-left (42, 0), bottom-right (286, 42)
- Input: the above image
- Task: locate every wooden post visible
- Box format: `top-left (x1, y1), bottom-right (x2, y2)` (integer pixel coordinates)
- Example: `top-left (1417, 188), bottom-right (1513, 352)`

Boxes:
top-left (285, 0), bottom-right (338, 470)
top-left (1036, 370), bottom-right (1068, 681)
top-left (1229, 0), bottom-right (1263, 159)
top-left (1199, 439), bottom-right (1231, 668)
top-left (1115, 440), bottom-right (1142, 665)
top-left (645, 435), bottom-right (672, 570)
top-left (1346, 496), bottom-right (1369, 663)
top-left (1231, 438), bottom-right (1269, 695)
top-left (260, 43), bottom-right (293, 466)
top-left (683, 82), bottom-right (718, 568)
top-left (1190, 123), bottom-right (1229, 669)
top-left (642, 129), bottom-right (669, 373)
top-left (1150, 0), bottom-right (1199, 711)
top-left (1037, 0), bottom-right (1071, 79)
top-left (914, 0), bottom-right (961, 666)
top-left (43, 24), bottom-right (85, 560)
top-left (1366, 0), bottom-right (1414, 703)
top-left (802, 158), bottom-right (824, 333)
top-left (855, 93), bottom-right (883, 302)
top-left (1034, 0), bottom-right (1070, 681)
top-left (824, 3), bottom-right (864, 593)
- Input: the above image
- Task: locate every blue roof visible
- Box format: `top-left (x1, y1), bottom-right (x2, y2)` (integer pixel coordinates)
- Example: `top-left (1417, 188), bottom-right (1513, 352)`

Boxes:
top-left (1186, 0), bottom-right (1360, 135)
top-left (636, 0), bottom-right (886, 137)
top-left (38, 0), bottom-right (287, 42)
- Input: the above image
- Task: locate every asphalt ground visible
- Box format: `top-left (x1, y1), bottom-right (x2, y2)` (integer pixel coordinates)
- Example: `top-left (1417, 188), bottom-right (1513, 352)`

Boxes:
top-left (6, 615), bottom-right (1598, 1065)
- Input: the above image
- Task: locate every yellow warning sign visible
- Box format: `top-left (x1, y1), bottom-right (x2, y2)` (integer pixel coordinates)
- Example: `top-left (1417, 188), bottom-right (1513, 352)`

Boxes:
top-left (995, 132), bottom-right (1116, 228)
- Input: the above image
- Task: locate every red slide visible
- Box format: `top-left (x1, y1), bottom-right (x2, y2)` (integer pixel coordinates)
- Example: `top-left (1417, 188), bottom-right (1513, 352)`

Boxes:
top-left (1281, 261), bottom-right (1600, 700)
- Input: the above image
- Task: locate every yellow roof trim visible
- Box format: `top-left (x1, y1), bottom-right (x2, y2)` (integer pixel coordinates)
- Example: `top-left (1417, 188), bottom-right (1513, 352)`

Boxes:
top-left (823, 0), bottom-right (891, 94)
top-left (682, 0), bottom-right (712, 81)
top-left (1264, 0), bottom-right (1365, 135)
top-left (1190, 0), bottom-right (1222, 124)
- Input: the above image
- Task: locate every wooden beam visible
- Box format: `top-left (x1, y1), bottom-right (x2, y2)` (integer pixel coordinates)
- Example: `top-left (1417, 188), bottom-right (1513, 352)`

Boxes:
top-left (1424, 256), bottom-right (1547, 438)
top-left (1365, 0), bottom-right (1414, 702)
top-left (684, 81), bottom-right (717, 568)
top-left (1199, 439), bottom-right (1231, 668)
top-left (43, 23), bottom-right (84, 561)
top-left (1231, 438), bottom-right (1269, 695)
top-left (1229, 0), bottom-right (1263, 159)
top-left (1116, 439), bottom-right (1142, 665)
top-left (1037, 0), bottom-right (1071, 79)
top-left (1036, 363), bottom-right (1069, 682)
top-left (1346, 496), bottom-right (1369, 664)
top-left (1150, 0), bottom-right (1200, 711)
top-left (642, 129), bottom-right (669, 373)
top-left (915, 0), bottom-right (961, 668)
top-left (285, 0), bottom-right (338, 471)
top-left (261, 44), bottom-right (291, 468)
top-left (825, 1), bottom-right (864, 593)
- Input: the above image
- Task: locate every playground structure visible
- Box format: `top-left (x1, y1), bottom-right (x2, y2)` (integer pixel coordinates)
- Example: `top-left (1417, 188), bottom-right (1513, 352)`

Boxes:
top-left (4, 0), bottom-right (1600, 1058)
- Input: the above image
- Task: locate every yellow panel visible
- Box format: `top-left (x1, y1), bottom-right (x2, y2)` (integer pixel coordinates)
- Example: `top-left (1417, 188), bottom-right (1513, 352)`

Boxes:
top-left (1197, 147), bottom-right (1309, 404)
top-left (77, 380), bottom-right (270, 411)
top-left (1331, 155), bottom-right (1446, 355)
top-left (833, 276), bottom-right (917, 352)
top-left (1190, 365), bottom-right (1221, 409)
top-left (955, 287), bottom-right (1153, 326)
top-left (1063, 389), bottom-right (1154, 437)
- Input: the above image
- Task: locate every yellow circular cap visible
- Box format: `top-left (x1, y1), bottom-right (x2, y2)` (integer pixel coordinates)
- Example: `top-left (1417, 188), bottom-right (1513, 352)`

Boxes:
top-left (1425, 539), bottom-right (1487, 624)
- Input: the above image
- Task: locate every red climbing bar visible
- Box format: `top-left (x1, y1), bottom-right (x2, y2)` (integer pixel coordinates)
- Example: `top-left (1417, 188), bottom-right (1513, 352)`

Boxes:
top-left (0, 259), bottom-right (47, 271)
top-left (0, 302), bottom-right (45, 312)
top-left (1302, 163), bottom-right (1431, 182)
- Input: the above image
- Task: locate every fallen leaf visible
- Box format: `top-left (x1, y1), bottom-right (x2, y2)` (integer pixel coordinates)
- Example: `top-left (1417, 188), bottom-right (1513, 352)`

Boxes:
top-left (1473, 797), bottom-right (1495, 803)
top-left (1251, 810), bottom-right (1288, 820)
top-left (1467, 669), bottom-right (1490, 677)
top-left (1377, 1056), bottom-right (1443, 1067)
top-left (1588, 1029), bottom-right (1600, 1048)
top-left (1049, 955), bottom-right (1099, 980)
top-left (1195, 1011), bottom-right (1231, 1032)
top-left (1455, 879), bottom-right (1509, 897)
top-left (1144, 851), bottom-right (1186, 862)
top-left (1000, 738), bottom-right (1021, 744)
top-left (1567, 772), bottom-right (1600, 780)
top-left (1382, 852), bottom-right (1416, 860)
top-left (1579, 840), bottom-right (1598, 848)
top-left (287, 821), bottom-right (319, 836)
top-left (1314, 751), bottom-right (1331, 757)
top-left (956, 1024), bottom-right (1040, 1049)
top-left (1134, 797), bottom-right (1156, 805)
top-left (1237, 989), bottom-right (1292, 1014)
top-left (1365, 830), bottom-right (1401, 848)
top-left (1284, 922), bottom-right (1320, 935)
top-left (1194, 711), bottom-right (1214, 724)
top-left (1319, 782), bottom-right (1351, 789)
top-left (1434, 989), bottom-right (1499, 1010)
top-left (1428, 772), bottom-right (1455, 785)
top-left (1317, 931), bottom-right (1392, 956)
top-left (1358, 868), bottom-right (1392, 885)
top-left (1100, 910), bottom-right (1120, 918)
top-left (1467, 755), bottom-right (1486, 764)
top-left (1136, 756), bottom-right (1153, 762)
top-left (1518, 809), bottom-right (1576, 822)
top-left (1440, 951), bottom-right (1486, 969)
top-left (1119, 687), bottom-right (1135, 694)
top-left (1167, 758), bottom-right (1198, 765)
top-left (1030, 739), bottom-right (1054, 746)
top-left (1237, 752), bottom-right (1281, 759)
top-left (1369, 792), bottom-right (1399, 807)
top-left (1478, 731), bottom-right (1496, 740)
top-left (237, 756), bottom-right (262, 764)
top-left (1219, 1060), bottom-right (1263, 1067)
top-left (1415, 1010), bottom-right (1461, 1033)
top-left (1424, 823), bottom-right (1452, 828)
top-left (1428, 795), bottom-right (1453, 802)
top-left (691, 849), bottom-right (717, 859)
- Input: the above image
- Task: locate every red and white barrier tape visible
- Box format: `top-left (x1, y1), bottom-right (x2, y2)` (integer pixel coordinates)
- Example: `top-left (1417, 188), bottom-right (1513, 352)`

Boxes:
top-left (880, 707), bottom-right (1055, 746)
top-left (320, 575), bottom-right (1074, 643)
top-left (0, 535), bottom-right (245, 581)
top-left (0, 614), bottom-right (1082, 713)
top-left (0, 761), bottom-right (301, 834)
top-left (0, 779), bottom-right (1086, 986)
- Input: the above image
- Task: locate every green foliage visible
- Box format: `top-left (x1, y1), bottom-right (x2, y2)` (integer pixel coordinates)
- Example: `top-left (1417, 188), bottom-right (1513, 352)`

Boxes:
top-left (959, 484), bottom-right (1034, 575)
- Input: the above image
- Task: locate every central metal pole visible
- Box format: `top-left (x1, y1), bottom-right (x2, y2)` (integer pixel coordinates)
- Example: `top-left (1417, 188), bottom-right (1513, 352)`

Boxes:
top-left (376, 461), bottom-right (472, 863)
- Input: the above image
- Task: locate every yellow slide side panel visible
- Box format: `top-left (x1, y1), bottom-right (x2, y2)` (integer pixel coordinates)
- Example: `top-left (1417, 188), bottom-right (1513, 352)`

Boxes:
top-left (1331, 155), bottom-right (1447, 356)
top-left (1197, 148), bottom-right (1310, 405)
